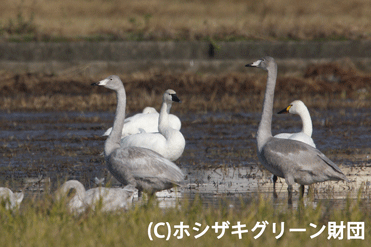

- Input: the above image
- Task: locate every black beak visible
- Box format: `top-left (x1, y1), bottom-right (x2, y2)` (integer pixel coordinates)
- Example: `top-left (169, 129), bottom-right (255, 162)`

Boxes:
top-left (171, 94), bottom-right (181, 103)
top-left (245, 59), bottom-right (262, 68)
top-left (277, 106), bottom-right (290, 114)
top-left (91, 82), bottom-right (99, 86)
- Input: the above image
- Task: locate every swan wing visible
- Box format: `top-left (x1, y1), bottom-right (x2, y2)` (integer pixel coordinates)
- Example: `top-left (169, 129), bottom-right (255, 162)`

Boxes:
top-left (120, 132), bottom-right (167, 155)
top-left (122, 113), bottom-right (160, 136)
top-left (275, 132), bottom-right (316, 148)
top-left (169, 114), bottom-right (182, 130)
top-left (262, 138), bottom-right (347, 183)
top-left (110, 147), bottom-right (184, 185)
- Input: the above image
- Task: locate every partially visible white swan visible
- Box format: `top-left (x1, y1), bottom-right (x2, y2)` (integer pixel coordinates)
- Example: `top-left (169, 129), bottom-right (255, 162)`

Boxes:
top-left (274, 100), bottom-right (316, 148)
top-left (0, 187), bottom-right (24, 210)
top-left (142, 107), bottom-right (157, 114)
top-left (56, 180), bottom-right (135, 213)
top-left (120, 89), bottom-right (186, 161)
top-left (103, 105), bottom-right (181, 137)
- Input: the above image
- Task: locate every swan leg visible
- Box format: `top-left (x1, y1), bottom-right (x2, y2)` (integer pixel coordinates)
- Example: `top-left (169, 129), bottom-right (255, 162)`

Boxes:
top-left (287, 185), bottom-right (293, 205)
top-left (272, 175), bottom-right (278, 198)
top-left (138, 190), bottom-right (142, 198)
top-left (299, 185), bottom-right (305, 199)
top-left (285, 176), bottom-right (295, 205)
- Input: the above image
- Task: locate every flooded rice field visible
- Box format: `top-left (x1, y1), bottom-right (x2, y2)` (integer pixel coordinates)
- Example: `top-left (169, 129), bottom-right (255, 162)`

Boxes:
top-left (0, 106), bottom-right (370, 208)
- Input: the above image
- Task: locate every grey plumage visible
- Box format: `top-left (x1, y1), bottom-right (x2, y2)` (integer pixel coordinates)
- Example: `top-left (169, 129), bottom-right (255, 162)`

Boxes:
top-left (246, 56), bottom-right (348, 204)
top-left (108, 147), bottom-right (184, 194)
top-left (261, 138), bottom-right (347, 185)
top-left (92, 75), bottom-right (184, 195)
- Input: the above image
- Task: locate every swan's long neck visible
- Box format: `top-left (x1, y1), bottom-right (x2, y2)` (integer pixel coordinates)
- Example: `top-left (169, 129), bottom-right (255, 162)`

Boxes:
top-left (257, 64), bottom-right (277, 152)
top-left (158, 101), bottom-right (171, 134)
top-left (300, 108), bottom-right (313, 137)
top-left (105, 88), bottom-right (126, 156)
top-left (167, 104), bottom-right (172, 114)
top-left (61, 181), bottom-right (86, 201)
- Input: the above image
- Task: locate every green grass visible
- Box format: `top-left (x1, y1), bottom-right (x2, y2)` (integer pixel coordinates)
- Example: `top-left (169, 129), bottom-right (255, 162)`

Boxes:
top-left (0, 193), bottom-right (369, 246)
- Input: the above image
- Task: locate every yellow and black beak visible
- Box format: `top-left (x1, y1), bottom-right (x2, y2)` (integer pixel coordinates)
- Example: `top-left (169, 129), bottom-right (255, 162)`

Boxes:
top-left (277, 105), bottom-right (292, 114)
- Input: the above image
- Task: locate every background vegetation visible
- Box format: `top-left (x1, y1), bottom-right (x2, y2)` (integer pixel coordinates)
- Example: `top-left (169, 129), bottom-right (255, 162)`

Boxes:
top-left (0, 0), bottom-right (371, 41)
top-left (0, 61), bottom-right (370, 112)
top-left (0, 1), bottom-right (370, 246)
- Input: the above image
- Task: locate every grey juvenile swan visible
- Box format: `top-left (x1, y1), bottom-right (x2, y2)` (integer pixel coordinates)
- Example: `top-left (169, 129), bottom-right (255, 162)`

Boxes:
top-left (246, 56), bottom-right (348, 204)
top-left (92, 75), bottom-right (184, 196)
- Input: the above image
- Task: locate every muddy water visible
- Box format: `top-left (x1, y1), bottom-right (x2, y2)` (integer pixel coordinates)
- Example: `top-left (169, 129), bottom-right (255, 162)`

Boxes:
top-left (0, 107), bottom-right (370, 207)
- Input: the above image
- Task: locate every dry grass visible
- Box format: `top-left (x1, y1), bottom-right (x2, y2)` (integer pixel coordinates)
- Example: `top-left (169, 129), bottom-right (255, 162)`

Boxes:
top-left (1, 0), bottom-right (371, 41)
top-left (0, 62), bottom-right (370, 112)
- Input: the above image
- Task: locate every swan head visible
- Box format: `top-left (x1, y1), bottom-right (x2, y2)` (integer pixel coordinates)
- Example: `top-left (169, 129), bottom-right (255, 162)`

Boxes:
top-left (245, 56), bottom-right (276, 71)
top-left (163, 89), bottom-right (181, 104)
top-left (278, 100), bottom-right (306, 115)
top-left (92, 75), bottom-right (124, 91)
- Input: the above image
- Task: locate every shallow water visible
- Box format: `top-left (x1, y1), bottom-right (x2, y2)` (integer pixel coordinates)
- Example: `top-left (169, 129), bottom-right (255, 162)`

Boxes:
top-left (0, 108), bottom-right (370, 207)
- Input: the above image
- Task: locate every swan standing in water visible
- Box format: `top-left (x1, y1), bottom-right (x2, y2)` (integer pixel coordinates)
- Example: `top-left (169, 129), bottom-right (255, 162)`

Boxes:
top-left (92, 75), bottom-right (184, 196)
top-left (103, 105), bottom-right (181, 137)
top-left (56, 180), bottom-right (135, 213)
top-left (120, 89), bottom-right (186, 161)
top-left (275, 100), bottom-right (316, 148)
top-left (246, 56), bottom-right (348, 204)
top-left (0, 187), bottom-right (24, 210)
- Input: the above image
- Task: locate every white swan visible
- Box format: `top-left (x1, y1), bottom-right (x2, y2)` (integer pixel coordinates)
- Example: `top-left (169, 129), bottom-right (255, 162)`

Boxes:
top-left (92, 75), bottom-right (184, 196)
top-left (103, 105), bottom-right (181, 137)
top-left (275, 100), bottom-right (316, 148)
top-left (56, 180), bottom-right (135, 213)
top-left (119, 89), bottom-right (186, 161)
top-left (0, 187), bottom-right (24, 210)
top-left (246, 56), bottom-right (348, 204)
top-left (142, 107), bottom-right (157, 114)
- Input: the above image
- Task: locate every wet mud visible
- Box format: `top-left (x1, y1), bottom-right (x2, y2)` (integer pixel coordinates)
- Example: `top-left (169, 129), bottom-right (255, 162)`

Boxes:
top-left (0, 61), bottom-right (370, 207)
top-left (0, 107), bottom-right (369, 207)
